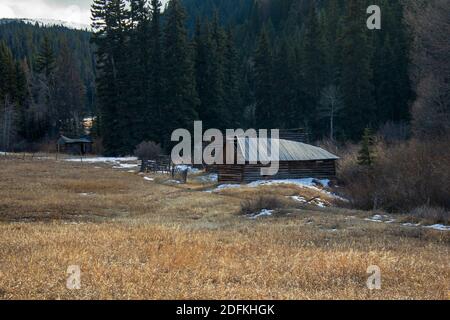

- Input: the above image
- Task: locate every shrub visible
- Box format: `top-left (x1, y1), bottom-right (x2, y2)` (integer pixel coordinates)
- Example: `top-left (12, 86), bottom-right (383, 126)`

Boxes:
top-left (134, 141), bottom-right (162, 160)
top-left (410, 206), bottom-right (449, 225)
top-left (338, 136), bottom-right (450, 212)
top-left (240, 195), bottom-right (287, 215)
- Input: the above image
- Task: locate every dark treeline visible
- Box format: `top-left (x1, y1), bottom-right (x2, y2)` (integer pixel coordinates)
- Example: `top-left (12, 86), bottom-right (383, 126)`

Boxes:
top-left (93, 0), bottom-right (412, 156)
top-left (1, 0), bottom-right (413, 156)
top-left (0, 20), bottom-right (95, 150)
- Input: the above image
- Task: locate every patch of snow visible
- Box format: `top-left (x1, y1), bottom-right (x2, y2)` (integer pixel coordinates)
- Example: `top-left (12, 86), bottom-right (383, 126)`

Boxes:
top-left (175, 165), bottom-right (202, 174)
top-left (365, 214), bottom-right (396, 223)
top-left (208, 178), bottom-right (335, 194)
top-left (196, 173), bottom-right (218, 183)
top-left (78, 193), bottom-right (95, 197)
top-left (424, 224), bottom-right (450, 231)
top-left (13, 18), bottom-right (91, 31)
top-left (143, 177), bottom-right (154, 181)
top-left (402, 223), bottom-right (421, 227)
top-left (208, 184), bottom-right (241, 192)
top-left (112, 163), bottom-right (139, 169)
top-left (248, 209), bottom-right (274, 219)
top-left (247, 178), bottom-right (330, 188)
top-left (316, 200), bottom-right (327, 208)
top-left (165, 180), bottom-right (181, 184)
top-left (290, 195), bottom-right (329, 208)
top-left (290, 196), bottom-right (307, 203)
top-left (65, 157), bottom-right (137, 164)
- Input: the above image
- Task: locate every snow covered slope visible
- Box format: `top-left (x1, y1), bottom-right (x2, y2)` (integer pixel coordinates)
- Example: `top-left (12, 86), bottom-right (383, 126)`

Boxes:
top-left (0, 18), bottom-right (91, 31)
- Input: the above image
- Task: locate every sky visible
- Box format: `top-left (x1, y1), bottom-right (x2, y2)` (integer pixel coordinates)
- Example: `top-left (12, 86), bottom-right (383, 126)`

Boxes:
top-left (0, 0), bottom-right (168, 26)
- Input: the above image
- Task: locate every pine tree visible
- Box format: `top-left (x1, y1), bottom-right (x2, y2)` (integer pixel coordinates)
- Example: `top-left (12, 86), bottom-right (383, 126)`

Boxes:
top-left (272, 39), bottom-right (296, 129)
top-left (223, 29), bottom-right (243, 128)
top-left (302, 2), bottom-right (325, 102)
top-left (91, 0), bottom-right (130, 155)
top-left (35, 36), bottom-right (56, 79)
top-left (357, 127), bottom-right (376, 167)
top-left (321, 0), bottom-right (343, 84)
top-left (35, 35), bottom-right (58, 136)
top-left (0, 42), bottom-right (21, 150)
top-left (162, 0), bottom-right (199, 147)
top-left (372, 0), bottom-right (411, 124)
top-left (340, 0), bottom-right (376, 140)
top-left (129, 0), bottom-right (151, 145)
top-left (194, 15), bottom-right (228, 130)
top-left (254, 26), bottom-right (274, 129)
top-left (149, 0), bottom-right (163, 142)
top-left (301, 2), bottom-right (326, 137)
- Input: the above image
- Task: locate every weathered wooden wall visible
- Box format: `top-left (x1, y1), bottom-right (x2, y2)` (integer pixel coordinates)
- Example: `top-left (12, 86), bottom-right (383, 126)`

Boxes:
top-left (60, 142), bottom-right (93, 155)
top-left (217, 160), bottom-right (336, 184)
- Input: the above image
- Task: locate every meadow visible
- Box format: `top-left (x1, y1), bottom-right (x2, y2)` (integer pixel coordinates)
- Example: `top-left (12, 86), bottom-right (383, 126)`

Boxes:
top-left (0, 155), bottom-right (448, 299)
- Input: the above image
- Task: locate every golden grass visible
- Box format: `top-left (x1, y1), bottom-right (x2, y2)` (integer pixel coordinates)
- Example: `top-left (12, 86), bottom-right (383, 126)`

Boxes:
top-left (0, 157), bottom-right (448, 300)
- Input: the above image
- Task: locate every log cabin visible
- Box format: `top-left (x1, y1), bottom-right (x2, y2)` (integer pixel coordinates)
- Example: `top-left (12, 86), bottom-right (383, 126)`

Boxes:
top-left (215, 137), bottom-right (339, 184)
top-left (57, 135), bottom-right (93, 155)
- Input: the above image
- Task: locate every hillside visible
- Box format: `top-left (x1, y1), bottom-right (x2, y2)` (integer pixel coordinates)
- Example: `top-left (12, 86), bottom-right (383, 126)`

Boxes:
top-left (0, 19), bottom-right (96, 115)
top-left (0, 18), bottom-right (91, 31)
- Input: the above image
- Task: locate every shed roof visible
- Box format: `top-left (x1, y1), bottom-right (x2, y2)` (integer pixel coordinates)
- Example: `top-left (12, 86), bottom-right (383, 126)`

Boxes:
top-left (58, 135), bottom-right (93, 145)
top-left (235, 138), bottom-right (339, 162)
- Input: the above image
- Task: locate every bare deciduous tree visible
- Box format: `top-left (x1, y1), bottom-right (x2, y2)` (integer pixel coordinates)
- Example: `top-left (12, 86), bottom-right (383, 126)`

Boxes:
top-left (318, 85), bottom-right (344, 141)
top-left (405, 0), bottom-right (450, 138)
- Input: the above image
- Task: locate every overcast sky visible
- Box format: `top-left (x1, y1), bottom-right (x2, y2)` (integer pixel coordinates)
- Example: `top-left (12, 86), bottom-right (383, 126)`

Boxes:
top-left (0, 0), bottom-right (168, 25)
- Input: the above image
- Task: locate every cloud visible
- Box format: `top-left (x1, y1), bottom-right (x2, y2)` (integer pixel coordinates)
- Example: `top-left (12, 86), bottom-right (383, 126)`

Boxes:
top-left (0, 0), bottom-right (91, 25)
top-left (0, 3), bottom-right (16, 18)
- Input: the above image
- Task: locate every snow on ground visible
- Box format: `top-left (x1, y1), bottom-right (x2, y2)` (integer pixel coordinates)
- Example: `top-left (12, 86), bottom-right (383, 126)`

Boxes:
top-left (165, 180), bottom-right (181, 185)
top-left (424, 224), bottom-right (450, 231)
top-left (112, 163), bottom-right (139, 169)
top-left (210, 178), bottom-right (330, 192)
top-left (13, 18), bottom-right (91, 31)
top-left (65, 157), bottom-right (137, 164)
top-left (247, 209), bottom-right (274, 219)
top-left (402, 222), bottom-right (421, 227)
top-left (365, 216), bottom-right (450, 231)
top-left (65, 156), bottom-right (140, 172)
top-left (247, 178), bottom-right (330, 188)
top-left (174, 165), bottom-right (202, 174)
top-left (291, 196), bottom-right (307, 203)
top-left (289, 195), bottom-right (329, 208)
top-left (143, 177), bottom-right (154, 182)
top-left (78, 192), bottom-right (95, 197)
top-left (207, 178), bottom-right (348, 202)
top-left (365, 214), bottom-right (396, 223)
top-left (195, 173), bottom-right (218, 183)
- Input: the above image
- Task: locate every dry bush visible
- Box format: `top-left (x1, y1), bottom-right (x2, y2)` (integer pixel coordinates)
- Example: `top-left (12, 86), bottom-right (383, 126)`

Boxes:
top-left (240, 195), bottom-right (287, 215)
top-left (410, 206), bottom-right (449, 225)
top-left (338, 137), bottom-right (450, 213)
top-left (134, 141), bottom-right (162, 160)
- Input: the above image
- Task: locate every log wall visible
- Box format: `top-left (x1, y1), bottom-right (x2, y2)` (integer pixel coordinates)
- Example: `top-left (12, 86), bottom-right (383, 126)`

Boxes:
top-left (217, 160), bottom-right (336, 184)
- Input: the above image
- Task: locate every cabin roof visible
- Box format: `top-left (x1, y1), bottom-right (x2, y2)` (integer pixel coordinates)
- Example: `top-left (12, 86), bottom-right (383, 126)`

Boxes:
top-left (58, 135), bottom-right (93, 145)
top-left (235, 138), bottom-right (339, 162)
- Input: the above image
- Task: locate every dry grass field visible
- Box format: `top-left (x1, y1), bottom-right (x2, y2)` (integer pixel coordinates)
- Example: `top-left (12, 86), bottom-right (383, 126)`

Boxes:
top-left (0, 155), bottom-right (448, 300)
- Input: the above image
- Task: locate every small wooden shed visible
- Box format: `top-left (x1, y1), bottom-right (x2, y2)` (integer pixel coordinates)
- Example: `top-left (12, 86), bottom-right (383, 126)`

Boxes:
top-left (57, 135), bottom-right (93, 155)
top-left (216, 137), bottom-right (339, 184)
